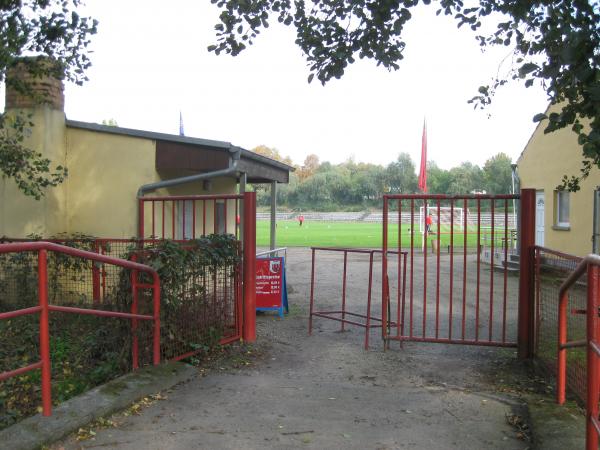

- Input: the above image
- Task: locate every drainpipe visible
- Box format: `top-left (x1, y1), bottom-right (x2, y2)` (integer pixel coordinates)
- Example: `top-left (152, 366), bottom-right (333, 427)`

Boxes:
top-left (511, 164), bottom-right (520, 253)
top-left (593, 187), bottom-right (600, 254)
top-left (137, 146), bottom-right (242, 237)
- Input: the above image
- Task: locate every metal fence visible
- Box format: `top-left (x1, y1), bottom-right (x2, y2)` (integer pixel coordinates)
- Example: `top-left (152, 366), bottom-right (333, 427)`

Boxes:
top-left (0, 242), bottom-right (160, 418)
top-left (0, 238), bottom-right (242, 423)
top-left (533, 247), bottom-right (584, 402)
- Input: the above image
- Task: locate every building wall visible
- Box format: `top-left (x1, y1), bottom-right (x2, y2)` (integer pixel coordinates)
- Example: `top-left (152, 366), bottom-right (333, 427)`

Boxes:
top-left (66, 127), bottom-right (238, 238)
top-left (518, 115), bottom-right (599, 257)
top-left (0, 115), bottom-right (238, 239)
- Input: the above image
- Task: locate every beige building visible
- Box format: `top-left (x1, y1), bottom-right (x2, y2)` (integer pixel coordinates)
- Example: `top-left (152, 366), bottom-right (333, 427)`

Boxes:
top-left (0, 61), bottom-right (291, 240)
top-left (517, 107), bottom-right (599, 257)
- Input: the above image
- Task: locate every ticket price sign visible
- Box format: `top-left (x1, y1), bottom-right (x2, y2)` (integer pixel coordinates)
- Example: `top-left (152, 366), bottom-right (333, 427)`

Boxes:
top-left (256, 256), bottom-right (288, 318)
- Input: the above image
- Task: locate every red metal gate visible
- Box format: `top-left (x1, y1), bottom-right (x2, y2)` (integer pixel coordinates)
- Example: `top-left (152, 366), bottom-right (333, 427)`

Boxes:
top-left (138, 192), bottom-right (257, 343)
top-left (382, 194), bottom-right (521, 348)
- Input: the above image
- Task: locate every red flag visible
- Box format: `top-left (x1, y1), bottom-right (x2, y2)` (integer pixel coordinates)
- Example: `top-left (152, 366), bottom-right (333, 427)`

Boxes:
top-left (418, 119), bottom-right (427, 193)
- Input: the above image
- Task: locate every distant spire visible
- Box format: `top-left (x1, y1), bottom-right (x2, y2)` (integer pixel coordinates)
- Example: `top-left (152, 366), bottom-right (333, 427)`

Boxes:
top-left (179, 111), bottom-right (185, 136)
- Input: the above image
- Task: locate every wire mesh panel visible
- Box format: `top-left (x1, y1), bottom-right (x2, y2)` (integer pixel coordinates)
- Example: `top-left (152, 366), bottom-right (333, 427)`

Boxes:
top-left (88, 238), bottom-right (242, 361)
top-left (534, 247), bottom-right (585, 402)
top-left (382, 194), bottom-right (520, 347)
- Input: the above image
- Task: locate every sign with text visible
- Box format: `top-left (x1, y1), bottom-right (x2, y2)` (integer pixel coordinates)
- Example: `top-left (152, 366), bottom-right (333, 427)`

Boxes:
top-left (256, 257), bottom-right (283, 308)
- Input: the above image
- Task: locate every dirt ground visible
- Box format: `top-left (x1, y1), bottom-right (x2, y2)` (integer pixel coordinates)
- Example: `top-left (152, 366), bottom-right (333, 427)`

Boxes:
top-left (53, 247), bottom-right (531, 449)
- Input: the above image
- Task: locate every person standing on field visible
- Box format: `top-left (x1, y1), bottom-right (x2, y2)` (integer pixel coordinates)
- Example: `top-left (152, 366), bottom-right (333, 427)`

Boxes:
top-left (298, 214), bottom-right (304, 227)
top-left (425, 214), bottom-right (434, 234)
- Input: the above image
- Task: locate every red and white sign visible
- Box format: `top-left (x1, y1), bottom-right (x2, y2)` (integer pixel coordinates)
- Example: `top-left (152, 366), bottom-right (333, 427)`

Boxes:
top-left (256, 257), bottom-right (283, 308)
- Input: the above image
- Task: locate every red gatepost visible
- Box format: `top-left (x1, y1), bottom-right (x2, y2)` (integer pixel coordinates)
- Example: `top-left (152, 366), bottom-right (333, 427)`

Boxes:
top-left (242, 191), bottom-right (257, 342)
top-left (518, 189), bottom-right (536, 359)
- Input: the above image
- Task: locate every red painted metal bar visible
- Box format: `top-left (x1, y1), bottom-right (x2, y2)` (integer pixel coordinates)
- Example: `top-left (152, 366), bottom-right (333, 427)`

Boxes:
top-left (365, 251), bottom-right (374, 349)
top-left (462, 198), bottom-right (468, 340)
top-left (138, 198), bottom-right (145, 238)
top-left (192, 200), bottom-right (196, 239)
top-left (518, 189), bottom-right (536, 359)
top-left (224, 199), bottom-right (228, 234)
top-left (534, 247), bottom-right (542, 356)
top-left (341, 250), bottom-right (348, 332)
top-left (38, 249), bottom-right (51, 416)
top-left (308, 248), bottom-right (316, 335)
top-left (48, 305), bottom-right (153, 321)
top-left (242, 192), bottom-right (256, 342)
top-left (182, 199), bottom-right (186, 239)
top-left (502, 199), bottom-right (509, 343)
top-left (384, 335), bottom-right (517, 348)
top-left (435, 200), bottom-right (441, 339)
top-left (398, 200), bottom-right (402, 340)
top-left (381, 194), bottom-right (519, 200)
top-left (203, 200), bottom-right (207, 236)
top-left (171, 200), bottom-right (176, 239)
top-left (235, 198), bottom-right (239, 239)
top-left (161, 200), bottom-right (165, 239)
top-left (152, 200), bottom-right (156, 238)
top-left (131, 262), bottom-right (140, 370)
top-left (92, 241), bottom-right (101, 304)
top-left (139, 194), bottom-right (244, 201)
top-left (382, 197), bottom-right (388, 340)
top-left (0, 306), bottom-right (41, 320)
top-left (489, 199), bottom-right (495, 342)
top-left (557, 288), bottom-right (568, 404)
top-left (587, 264), bottom-right (600, 450)
top-left (476, 198), bottom-right (481, 341)
top-left (423, 199), bottom-right (428, 339)
top-left (0, 362), bottom-right (43, 382)
top-left (401, 252), bottom-right (407, 341)
top-left (213, 199), bottom-right (217, 234)
top-left (410, 199), bottom-right (414, 338)
top-left (449, 199), bottom-right (454, 340)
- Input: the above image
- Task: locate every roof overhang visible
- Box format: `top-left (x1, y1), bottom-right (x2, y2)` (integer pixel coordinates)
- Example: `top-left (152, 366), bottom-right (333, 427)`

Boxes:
top-left (66, 120), bottom-right (293, 184)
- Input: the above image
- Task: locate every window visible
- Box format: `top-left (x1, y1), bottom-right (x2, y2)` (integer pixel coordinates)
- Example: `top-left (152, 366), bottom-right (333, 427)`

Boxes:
top-left (555, 190), bottom-right (570, 228)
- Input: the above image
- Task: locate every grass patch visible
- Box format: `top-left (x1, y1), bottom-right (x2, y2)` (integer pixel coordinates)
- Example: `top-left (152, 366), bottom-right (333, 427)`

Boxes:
top-left (258, 220), bottom-right (513, 248)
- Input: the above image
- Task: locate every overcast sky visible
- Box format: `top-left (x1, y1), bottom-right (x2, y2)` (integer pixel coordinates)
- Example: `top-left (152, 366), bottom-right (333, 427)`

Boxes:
top-left (6, 0), bottom-right (550, 169)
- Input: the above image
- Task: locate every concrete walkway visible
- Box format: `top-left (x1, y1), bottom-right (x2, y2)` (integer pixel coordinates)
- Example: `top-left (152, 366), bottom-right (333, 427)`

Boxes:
top-left (50, 248), bottom-right (543, 449)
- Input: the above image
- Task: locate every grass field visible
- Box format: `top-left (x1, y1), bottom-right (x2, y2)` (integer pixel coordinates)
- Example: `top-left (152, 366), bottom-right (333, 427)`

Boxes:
top-left (257, 220), bottom-right (515, 249)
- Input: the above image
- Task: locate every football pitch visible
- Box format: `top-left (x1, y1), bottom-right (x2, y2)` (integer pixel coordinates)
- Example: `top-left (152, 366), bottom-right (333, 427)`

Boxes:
top-left (256, 220), bottom-right (513, 249)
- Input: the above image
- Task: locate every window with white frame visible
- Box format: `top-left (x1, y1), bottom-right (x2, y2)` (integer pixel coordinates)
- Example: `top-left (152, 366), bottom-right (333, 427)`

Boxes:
top-left (555, 190), bottom-right (570, 228)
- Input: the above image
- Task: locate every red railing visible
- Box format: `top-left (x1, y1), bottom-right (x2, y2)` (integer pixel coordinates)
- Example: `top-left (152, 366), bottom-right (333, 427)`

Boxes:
top-left (556, 254), bottom-right (600, 449)
top-left (138, 194), bottom-right (242, 240)
top-left (308, 247), bottom-right (406, 350)
top-left (0, 241), bottom-right (161, 417)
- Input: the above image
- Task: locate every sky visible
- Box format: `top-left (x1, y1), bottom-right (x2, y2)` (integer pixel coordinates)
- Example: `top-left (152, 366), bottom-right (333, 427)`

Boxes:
top-left (5, 0), bottom-right (550, 169)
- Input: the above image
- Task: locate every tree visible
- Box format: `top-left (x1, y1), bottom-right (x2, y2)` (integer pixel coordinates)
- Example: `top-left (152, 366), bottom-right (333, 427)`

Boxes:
top-left (482, 152), bottom-right (513, 194)
top-left (385, 153), bottom-right (417, 194)
top-left (251, 144), bottom-right (293, 165)
top-left (298, 154), bottom-right (320, 181)
top-left (210, 0), bottom-right (599, 191)
top-left (447, 162), bottom-right (484, 195)
top-left (426, 161), bottom-right (452, 194)
top-left (1, 1), bottom-right (97, 199)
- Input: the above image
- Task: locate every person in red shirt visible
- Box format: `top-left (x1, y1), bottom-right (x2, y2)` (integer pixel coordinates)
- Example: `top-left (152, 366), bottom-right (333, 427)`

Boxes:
top-left (425, 214), bottom-right (433, 234)
top-left (298, 214), bottom-right (304, 226)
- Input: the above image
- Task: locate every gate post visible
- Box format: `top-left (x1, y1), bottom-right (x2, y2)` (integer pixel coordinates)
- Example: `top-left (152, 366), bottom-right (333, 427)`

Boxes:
top-left (242, 191), bottom-right (256, 342)
top-left (518, 188), bottom-right (536, 359)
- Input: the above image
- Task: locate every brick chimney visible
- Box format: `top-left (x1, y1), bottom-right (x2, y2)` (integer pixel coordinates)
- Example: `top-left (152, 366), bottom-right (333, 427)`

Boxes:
top-left (5, 57), bottom-right (64, 111)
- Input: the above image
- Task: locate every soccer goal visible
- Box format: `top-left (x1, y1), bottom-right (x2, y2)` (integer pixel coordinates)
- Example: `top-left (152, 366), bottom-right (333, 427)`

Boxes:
top-left (418, 205), bottom-right (467, 235)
